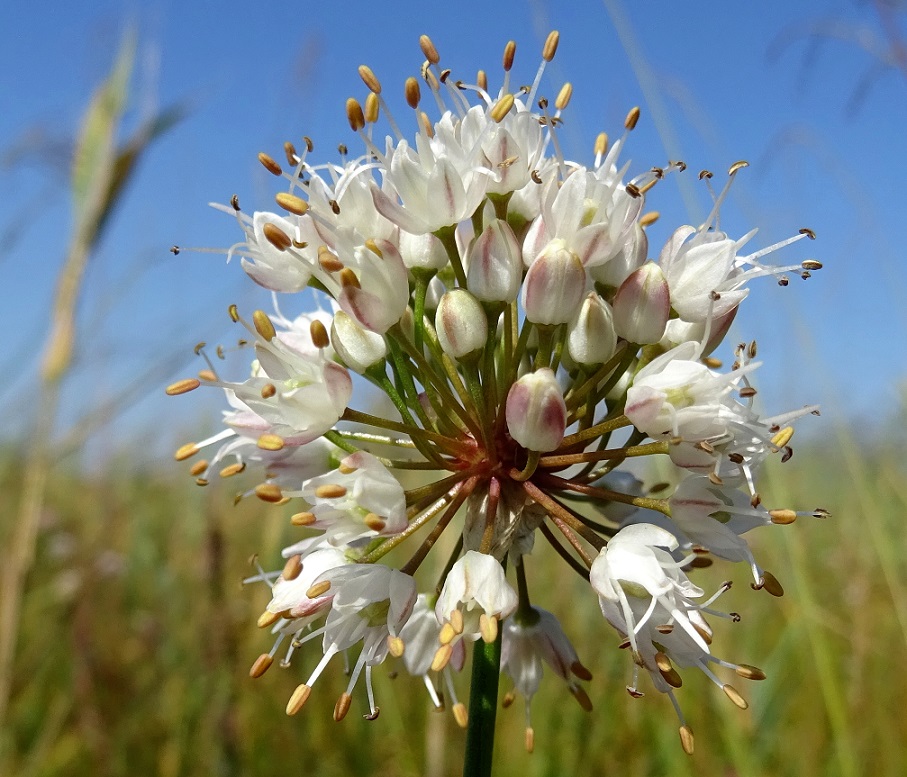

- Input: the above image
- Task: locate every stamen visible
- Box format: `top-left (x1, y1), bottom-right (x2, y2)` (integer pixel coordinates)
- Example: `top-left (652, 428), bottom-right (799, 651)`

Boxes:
top-left (315, 484), bottom-right (348, 499)
top-left (166, 378), bottom-right (201, 396)
top-left (286, 683), bottom-right (312, 715)
top-left (258, 152), bottom-right (283, 176)
top-left (249, 653), bottom-right (274, 678)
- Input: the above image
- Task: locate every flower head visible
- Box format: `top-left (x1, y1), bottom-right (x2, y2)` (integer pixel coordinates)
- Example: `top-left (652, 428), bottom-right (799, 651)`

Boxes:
top-left (169, 30), bottom-right (823, 755)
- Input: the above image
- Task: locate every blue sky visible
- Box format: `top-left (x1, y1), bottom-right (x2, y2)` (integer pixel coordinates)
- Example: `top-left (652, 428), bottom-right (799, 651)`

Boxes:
top-left (2, 0), bottom-right (905, 462)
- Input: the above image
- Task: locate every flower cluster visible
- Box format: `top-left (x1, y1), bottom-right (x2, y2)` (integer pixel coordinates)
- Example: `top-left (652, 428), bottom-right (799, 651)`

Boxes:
top-left (168, 31), bottom-right (825, 755)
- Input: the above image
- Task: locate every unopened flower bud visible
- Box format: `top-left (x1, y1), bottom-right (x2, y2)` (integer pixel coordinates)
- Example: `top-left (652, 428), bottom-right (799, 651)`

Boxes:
top-left (567, 292), bottom-right (617, 365)
top-left (466, 219), bottom-right (522, 303)
top-left (331, 311), bottom-right (387, 373)
top-left (398, 229), bottom-right (448, 271)
top-left (612, 261), bottom-right (670, 344)
top-left (522, 240), bottom-right (587, 325)
top-left (506, 368), bottom-right (567, 452)
top-left (436, 289), bottom-right (488, 360)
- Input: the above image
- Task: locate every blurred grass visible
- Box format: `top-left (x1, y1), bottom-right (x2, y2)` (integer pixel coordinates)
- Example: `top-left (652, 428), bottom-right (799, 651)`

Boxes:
top-left (0, 428), bottom-right (904, 777)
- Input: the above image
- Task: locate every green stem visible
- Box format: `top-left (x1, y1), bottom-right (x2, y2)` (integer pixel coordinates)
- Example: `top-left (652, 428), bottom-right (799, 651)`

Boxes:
top-left (463, 634), bottom-right (502, 777)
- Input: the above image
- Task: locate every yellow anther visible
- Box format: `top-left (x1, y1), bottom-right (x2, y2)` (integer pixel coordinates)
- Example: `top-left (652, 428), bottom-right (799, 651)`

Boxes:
top-left (249, 653), bottom-right (274, 678)
top-left (257, 434), bottom-right (285, 452)
top-left (306, 580), bottom-right (332, 599)
top-left (218, 462), bottom-right (245, 478)
top-left (542, 30), bottom-right (559, 62)
top-left (450, 608), bottom-right (464, 635)
top-left (358, 64), bottom-right (381, 94)
top-left (286, 683), bottom-right (312, 716)
top-left (770, 509), bottom-right (797, 525)
top-left (174, 442), bottom-right (199, 461)
top-left (490, 94), bottom-right (515, 123)
top-left (197, 369), bottom-right (217, 382)
top-left (452, 702), bottom-right (468, 729)
top-left (291, 511), bottom-right (316, 526)
top-left (254, 483), bottom-right (283, 503)
top-left (165, 378), bottom-right (200, 396)
top-left (555, 82), bottom-right (572, 110)
top-left (525, 726), bottom-right (535, 753)
top-left (387, 635), bottom-right (405, 658)
top-left (262, 222), bottom-right (292, 251)
top-left (431, 644), bottom-right (453, 672)
top-left (275, 191), bottom-right (308, 215)
top-left (728, 160), bottom-right (749, 175)
top-left (405, 77), bottom-right (421, 109)
top-left (735, 663), bottom-right (767, 681)
top-left (253, 309), bottom-right (276, 341)
top-left (624, 106), bottom-right (641, 130)
top-left (310, 319), bottom-right (330, 349)
top-left (438, 622), bottom-right (457, 646)
top-left (722, 684), bottom-right (749, 709)
top-left (257, 610), bottom-right (280, 629)
top-left (282, 554), bottom-right (302, 581)
top-left (479, 613), bottom-right (498, 643)
top-left (365, 92), bottom-right (379, 123)
top-left (593, 131), bottom-right (608, 157)
top-left (639, 211), bottom-right (660, 227)
top-left (503, 40), bottom-right (516, 71)
top-left (318, 245), bottom-right (344, 273)
top-left (315, 484), bottom-right (347, 499)
top-left (364, 513), bottom-right (386, 532)
top-left (339, 268), bottom-right (360, 289)
top-left (346, 97), bottom-right (365, 131)
top-left (260, 383), bottom-right (277, 399)
top-left (189, 460), bottom-right (208, 477)
top-left (420, 34), bottom-right (440, 64)
top-left (258, 152), bottom-right (283, 176)
top-left (679, 725), bottom-right (695, 755)
top-left (333, 692), bottom-right (352, 721)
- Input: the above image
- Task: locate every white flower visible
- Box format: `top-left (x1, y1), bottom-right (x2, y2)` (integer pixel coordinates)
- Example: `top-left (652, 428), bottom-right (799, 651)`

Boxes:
top-left (669, 476), bottom-right (770, 583)
top-left (266, 545), bottom-right (350, 620)
top-left (501, 607), bottom-right (591, 719)
top-left (398, 594), bottom-right (466, 712)
top-left (625, 342), bottom-right (759, 441)
top-left (659, 226), bottom-right (748, 323)
top-left (436, 551), bottom-right (518, 648)
top-left (590, 524), bottom-right (708, 654)
top-left (286, 565), bottom-right (417, 719)
top-left (300, 452), bottom-right (408, 546)
top-left (522, 167), bottom-right (642, 269)
top-left (371, 114), bottom-right (490, 233)
top-left (231, 341), bottom-right (352, 445)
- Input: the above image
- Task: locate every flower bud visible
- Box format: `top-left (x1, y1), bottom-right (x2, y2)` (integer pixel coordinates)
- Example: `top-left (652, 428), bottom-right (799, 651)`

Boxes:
top-left (331, 311), bottom-right (387, 373)
top-left (567, 292), bottom-right (617, 366)
top-left (466, 219), bottom-right (522, 302)
top-left (436, 289), bottom-right (488, 359)
top-left (398, 229), bottom-right (448, 271)
top-left (505, 368), bottom-right (567, 452)
top-left (612, 261), bottom-right (669, 344)
top-left (521, 240), bottom-right (587, 325)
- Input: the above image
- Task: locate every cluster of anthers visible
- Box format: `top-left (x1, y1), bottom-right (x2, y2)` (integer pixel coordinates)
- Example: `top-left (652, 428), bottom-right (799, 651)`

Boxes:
top-left (168, 32), bottom-right (827, 754)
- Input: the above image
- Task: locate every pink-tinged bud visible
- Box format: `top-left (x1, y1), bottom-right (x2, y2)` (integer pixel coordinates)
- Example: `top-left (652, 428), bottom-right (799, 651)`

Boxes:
top-left (331, 311), bottom-right (387, 373)
top-left (521, 240), bottom-right (587, 325)
top-left (505, 368), bottom-right (567, 452)
top-left (612, 261), bottom-right (670, 344)
top-left (567, 292), bottom-right (617, 366)
top-left (466, 219), bottom-right (522, 303)
top-left (436, 289), bottom-right (488, 359)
